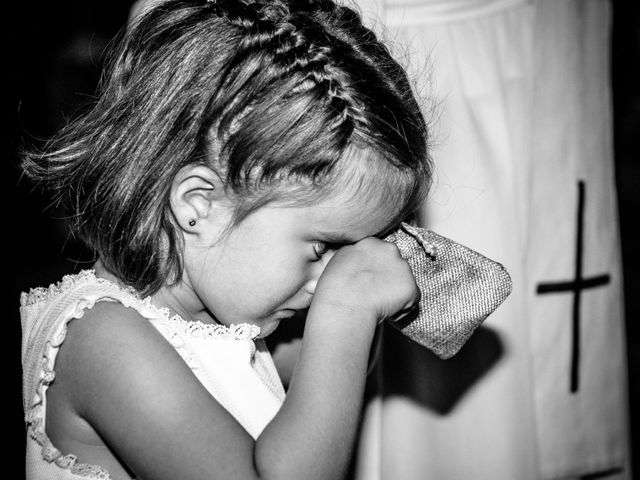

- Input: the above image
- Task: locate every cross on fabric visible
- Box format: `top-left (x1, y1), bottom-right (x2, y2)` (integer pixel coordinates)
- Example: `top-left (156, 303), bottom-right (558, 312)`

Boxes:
top-left (536, 180), bottom-right (610, 393)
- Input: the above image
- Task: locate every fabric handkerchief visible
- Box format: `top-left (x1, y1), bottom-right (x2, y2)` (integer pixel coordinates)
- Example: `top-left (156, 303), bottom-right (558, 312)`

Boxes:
top-left (385, 222), bottom-right (512, 359)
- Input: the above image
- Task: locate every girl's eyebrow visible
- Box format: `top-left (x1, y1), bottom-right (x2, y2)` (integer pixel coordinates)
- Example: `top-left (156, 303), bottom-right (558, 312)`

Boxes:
top-left (318, 232), bottom-right (359, 245)
top-left (319, 227), bottom-right (395, 245)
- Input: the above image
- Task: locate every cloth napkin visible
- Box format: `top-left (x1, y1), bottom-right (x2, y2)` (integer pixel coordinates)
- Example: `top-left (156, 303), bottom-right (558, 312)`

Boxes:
top-left (385, 223), bottom-right (512, 359)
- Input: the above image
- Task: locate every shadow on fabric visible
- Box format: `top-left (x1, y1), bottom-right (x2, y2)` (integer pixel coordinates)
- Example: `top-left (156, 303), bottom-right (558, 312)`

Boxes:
top-left (379, 324), bottom-right (504, 415)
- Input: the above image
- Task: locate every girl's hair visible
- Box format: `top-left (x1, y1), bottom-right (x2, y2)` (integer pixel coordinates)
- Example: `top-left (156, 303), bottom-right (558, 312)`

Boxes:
top-left (22, 0), bottom-right (432, 295)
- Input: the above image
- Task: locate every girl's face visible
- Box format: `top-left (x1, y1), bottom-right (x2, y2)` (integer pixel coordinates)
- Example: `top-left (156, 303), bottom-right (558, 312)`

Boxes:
top-left (180, 188), bottom-right (402, 337)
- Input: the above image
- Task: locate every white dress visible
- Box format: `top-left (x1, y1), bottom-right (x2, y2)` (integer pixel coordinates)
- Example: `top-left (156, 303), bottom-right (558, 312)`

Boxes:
top-left (20, 270), bottom-right (285, 480)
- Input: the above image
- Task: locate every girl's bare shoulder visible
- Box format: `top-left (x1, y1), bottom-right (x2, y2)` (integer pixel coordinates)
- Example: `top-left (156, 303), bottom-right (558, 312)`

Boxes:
top-left (52, 299), bottom-right (180, 409)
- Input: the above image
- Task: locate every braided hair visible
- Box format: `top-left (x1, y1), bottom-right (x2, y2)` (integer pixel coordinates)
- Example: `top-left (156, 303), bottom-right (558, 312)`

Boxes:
top-left (22, 0), bottom-right (432, 294)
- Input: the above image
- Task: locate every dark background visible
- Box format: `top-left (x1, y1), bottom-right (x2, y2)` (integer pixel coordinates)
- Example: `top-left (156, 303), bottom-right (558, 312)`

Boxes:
top-left (6, 1), bottom-right (639, 478)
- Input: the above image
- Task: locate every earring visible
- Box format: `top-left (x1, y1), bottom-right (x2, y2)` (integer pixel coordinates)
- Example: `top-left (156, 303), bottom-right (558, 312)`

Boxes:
top-left (188, 219), bottom-right (196, 227)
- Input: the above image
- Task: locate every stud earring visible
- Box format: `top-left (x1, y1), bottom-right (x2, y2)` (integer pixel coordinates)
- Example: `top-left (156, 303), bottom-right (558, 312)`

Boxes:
top-left (188, 219), bottom-right (196, 227)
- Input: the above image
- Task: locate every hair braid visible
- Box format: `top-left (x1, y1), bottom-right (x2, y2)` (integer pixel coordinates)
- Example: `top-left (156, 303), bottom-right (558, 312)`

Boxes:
top-left (203, 0), bottom-right (365, 139)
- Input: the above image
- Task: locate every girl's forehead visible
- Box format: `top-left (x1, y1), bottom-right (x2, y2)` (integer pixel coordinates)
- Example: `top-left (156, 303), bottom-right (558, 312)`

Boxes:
top-left (327, 152), bottom-right (412, 218)
top-left (246, 145), bottom-right (417, 233)
top-left (300, 183), bottom-right (405, 237)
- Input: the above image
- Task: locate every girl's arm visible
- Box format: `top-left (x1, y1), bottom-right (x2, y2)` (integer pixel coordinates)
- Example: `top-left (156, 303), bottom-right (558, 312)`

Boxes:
top-left (268, 336), bottom-right (302, 390)
top-left (255, 238), bottom-right (418, 479)
top-left (52, 238), bottom-right (417, 480)
top-left (255, 303), bottom-right (377, 479)
top-left (266, 313), bottom-right (305, 390)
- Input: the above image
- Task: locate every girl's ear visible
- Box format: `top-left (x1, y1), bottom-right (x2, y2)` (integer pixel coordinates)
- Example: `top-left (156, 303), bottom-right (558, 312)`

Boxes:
top-left (170, 165), bottom-right (228, 232)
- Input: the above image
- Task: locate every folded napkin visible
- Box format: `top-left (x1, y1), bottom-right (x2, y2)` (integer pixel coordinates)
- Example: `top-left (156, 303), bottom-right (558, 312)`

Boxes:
top-left (385, 223), bottom-right (512, 359)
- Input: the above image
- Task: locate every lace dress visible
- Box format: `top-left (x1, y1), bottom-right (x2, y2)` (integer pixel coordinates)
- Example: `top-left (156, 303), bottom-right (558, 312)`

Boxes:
top-left (20, 270), bottom-right (286, 480)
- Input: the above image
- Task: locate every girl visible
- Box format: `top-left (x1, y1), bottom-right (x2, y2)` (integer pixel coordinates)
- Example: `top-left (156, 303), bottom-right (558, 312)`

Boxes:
top-left (20, 0), bottom-right (431, 478)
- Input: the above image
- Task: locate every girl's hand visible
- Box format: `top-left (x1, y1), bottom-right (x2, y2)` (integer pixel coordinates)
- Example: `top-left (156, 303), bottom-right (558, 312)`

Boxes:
top-left (311, 237), bottom-right (420, 327)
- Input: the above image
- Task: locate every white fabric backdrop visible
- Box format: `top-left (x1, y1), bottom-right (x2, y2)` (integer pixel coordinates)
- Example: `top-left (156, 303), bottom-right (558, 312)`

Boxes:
top-left (353, 0), bottom-right (632, 478)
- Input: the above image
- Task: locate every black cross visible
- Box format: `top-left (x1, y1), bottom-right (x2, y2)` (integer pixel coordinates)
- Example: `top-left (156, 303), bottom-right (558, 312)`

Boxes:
top-left (536, 180), bottom-right (610, 393)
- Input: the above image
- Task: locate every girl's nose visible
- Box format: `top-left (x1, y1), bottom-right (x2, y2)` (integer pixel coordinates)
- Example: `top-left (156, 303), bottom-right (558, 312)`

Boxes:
top-left (303, 248), bottom-right (337, 295)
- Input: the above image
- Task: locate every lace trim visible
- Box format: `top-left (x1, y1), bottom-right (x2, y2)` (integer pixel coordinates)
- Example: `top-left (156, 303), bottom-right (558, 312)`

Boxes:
top-left (152, 312), bottom-right (260, 340)
top-left (21, 269), bottom-right (261, 339)
top-left (20, 269), bottom-right (138, 307)
top-left (25, 304), bottom-right (112, 479)
top-left (22, 269), bottom-right (260, 480)
top-left (27, 410), bottom-right (111, 479)
top-left (149, 315), bottom-right (259, 377)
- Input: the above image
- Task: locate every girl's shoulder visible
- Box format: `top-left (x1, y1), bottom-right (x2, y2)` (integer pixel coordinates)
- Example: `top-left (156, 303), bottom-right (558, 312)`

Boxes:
top-left (20, 269), bottom-right (185, 401)
top-left (52, 287), bottom-right (182, 401)
top-left (20, 269), bottom-right (171, 414)
top-left (20, 269), bottom-right (172, 400)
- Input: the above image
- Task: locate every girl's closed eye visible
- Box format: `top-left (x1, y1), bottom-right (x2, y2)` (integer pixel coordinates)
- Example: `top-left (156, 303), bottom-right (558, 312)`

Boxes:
top-left (312, 241), bottom-right (339, 260)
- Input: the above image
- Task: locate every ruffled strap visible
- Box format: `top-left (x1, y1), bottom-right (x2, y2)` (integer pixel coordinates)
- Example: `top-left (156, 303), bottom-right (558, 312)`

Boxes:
top-left (20, 270), bottom-right (146, 479)
top-left (20, 270), bottom-right (157, 416)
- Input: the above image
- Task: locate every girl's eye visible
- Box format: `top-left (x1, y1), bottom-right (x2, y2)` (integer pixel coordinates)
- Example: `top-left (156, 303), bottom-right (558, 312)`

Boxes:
top-left (312, 241), bottom-right (330, 259)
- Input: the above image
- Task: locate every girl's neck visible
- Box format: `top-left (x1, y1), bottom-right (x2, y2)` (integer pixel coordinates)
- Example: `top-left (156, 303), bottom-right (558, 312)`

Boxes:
top-left (152, 285), bottom-right (218, 325)
top-left (93, 260), bottom-right (217, 325)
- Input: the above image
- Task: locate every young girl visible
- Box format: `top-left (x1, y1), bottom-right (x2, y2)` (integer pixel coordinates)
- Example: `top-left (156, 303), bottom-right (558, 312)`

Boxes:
top-left (20, 0), bottom-right (431, 478)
